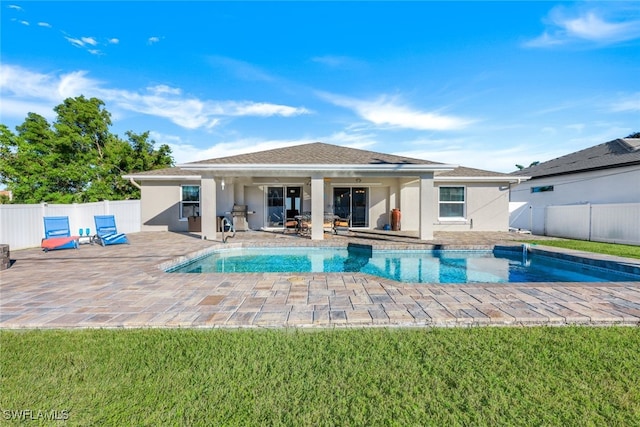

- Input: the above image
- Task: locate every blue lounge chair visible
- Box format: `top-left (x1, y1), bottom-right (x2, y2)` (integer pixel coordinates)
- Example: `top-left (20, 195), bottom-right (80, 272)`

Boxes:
top-left (94, 215), bottom-right (129, 246)
top-left (41, 216), bottom-right (79, 251)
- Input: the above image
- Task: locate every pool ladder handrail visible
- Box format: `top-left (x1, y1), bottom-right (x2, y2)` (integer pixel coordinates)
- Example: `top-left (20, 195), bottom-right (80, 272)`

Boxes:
top-left (522, 243), bottom-right (531, 266)
top-left (221, 217), bottom-right (236, 243)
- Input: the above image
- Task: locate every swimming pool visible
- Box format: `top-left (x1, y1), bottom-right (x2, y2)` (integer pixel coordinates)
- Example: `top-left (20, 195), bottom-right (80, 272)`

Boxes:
top-left (166, 245), bottom-right (640, 284)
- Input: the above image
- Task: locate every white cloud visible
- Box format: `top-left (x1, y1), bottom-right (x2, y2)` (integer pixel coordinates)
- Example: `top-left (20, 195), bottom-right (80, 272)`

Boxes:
top-left (108, 38), bottom-right (119, 44)
top-left (394, 141), bottom-right (567, 173)
top-left (148, 36), bottom-right (161, 44)
top-left (65, 36), bottom-right (86, 48)
top-left (229, 102), bottom-right (310, 117)
top-left (163, 136), bottom-right (314, 164)
top-left (0, 65), bottom-right (311, 131)
top-left (149, 85), bottom-right (182, 96)
top-left (610, 93), bottom-right (640, 112)
top-left (319, 92), bottom-right (473, 131)
top-left (19, 20), bottom-right (29, 26)
top-left (37, 22), bottom-right (52, 28)
top-left (526, 6), bottom-right (640, 47)
top-left (207, 56), bottom-right (275, 82)
top-left (81, 37), bottom-right (98, 46)
top-left (8, 4), bottom-right (22, 10)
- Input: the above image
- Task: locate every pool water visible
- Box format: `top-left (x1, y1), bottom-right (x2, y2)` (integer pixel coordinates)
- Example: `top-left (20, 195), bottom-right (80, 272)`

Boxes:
top-left (166, 246), bottom-right (640, 284)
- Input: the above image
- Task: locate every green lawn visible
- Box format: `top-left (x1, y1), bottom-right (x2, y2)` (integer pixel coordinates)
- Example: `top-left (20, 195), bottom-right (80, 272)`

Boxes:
top-left (2, 327), bottom-right (639, 426)
top-left (526, 239), bottom-right (640, 259)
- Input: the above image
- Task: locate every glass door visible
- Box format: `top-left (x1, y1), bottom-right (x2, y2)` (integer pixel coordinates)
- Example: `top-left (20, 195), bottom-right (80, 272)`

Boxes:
top-left (266, 186), bottom-right (301, 228)
top-left (351, 187), bottom-right (368, 227)
top-left (285, 187), bottom-right (301, 220)
top-left (266, 186), bottom-right (284, 227)
top-left (333, 187), bottom-right (368, 227)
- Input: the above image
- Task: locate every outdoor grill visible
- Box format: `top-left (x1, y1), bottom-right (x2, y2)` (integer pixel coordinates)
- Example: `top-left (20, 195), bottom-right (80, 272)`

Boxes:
top-left (230, 204), bottom-right (249, 231)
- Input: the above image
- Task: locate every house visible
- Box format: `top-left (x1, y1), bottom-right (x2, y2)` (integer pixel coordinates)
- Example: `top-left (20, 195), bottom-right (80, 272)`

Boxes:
top-left (509, 137), bottom-right (640, 232)
top-left (123, 142), bottom-right (523, 240)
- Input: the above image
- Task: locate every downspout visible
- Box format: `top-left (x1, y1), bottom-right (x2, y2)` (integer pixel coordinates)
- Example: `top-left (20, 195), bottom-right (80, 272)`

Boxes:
top-left (129, 178), bottom-right (142, 190)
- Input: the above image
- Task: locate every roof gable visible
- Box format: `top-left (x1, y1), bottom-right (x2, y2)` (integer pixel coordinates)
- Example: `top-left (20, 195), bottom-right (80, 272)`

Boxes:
top-left (124, 142), bottom-right (520, 181)
top-left (512, 138), bottom-right (640, 178)
top-left (185, 142), bottom-right (442, 166)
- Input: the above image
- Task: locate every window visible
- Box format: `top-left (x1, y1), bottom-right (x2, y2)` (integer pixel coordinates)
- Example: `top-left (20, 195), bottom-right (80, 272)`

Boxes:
top-left (439, 186), bottom-right (465, 218)
top-left (180, 185), bottom-right (200, 219)
top-left (531, 185), bottom-right (554, 193)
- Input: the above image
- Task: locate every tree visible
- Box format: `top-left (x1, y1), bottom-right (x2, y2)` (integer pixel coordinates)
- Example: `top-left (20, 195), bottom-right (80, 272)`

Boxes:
top-left (515, 161), bottom-right (539, 170)
top-left (626, 131), bottom-right (640, 138)
top-left (0, 96), bottom-right (174, 203)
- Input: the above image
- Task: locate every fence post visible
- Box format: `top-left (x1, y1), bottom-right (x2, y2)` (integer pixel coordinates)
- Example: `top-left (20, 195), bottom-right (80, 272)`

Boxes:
top-left (103, 199), bottom-right (110, 214)
top-left (587, 202), bottom-right (593, 241)
top-left (40, 202), bottom-right (47, 235)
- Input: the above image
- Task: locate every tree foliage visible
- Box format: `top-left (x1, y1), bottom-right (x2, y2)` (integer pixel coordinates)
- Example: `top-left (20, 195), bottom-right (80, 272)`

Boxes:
top-left (626, 131), bottom-right (640, 139)
top-left (0, 96), bottom-right (174, 203)
top-left (515, 161), bottom-right (540, 170)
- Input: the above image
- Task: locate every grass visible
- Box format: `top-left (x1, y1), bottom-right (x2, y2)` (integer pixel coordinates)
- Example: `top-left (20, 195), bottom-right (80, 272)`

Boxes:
top-left (526, 239), bottom-right (640, 259)
top-left (2, 327), bottom-right (639, 426)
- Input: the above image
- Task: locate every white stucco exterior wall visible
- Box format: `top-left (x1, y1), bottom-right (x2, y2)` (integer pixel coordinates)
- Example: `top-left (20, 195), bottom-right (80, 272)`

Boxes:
top-left (139, 180), bottom-right (199, 232)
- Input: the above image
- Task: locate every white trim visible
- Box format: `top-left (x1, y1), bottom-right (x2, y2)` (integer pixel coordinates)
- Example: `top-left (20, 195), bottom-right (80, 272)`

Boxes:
top-left (436, 176), bottom-right (528, 183)
top-left (122, 174), bottom-right (201, 180)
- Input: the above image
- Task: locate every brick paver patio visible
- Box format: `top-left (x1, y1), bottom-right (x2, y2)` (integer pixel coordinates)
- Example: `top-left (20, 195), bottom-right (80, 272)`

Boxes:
top-left (1, 231), bottom-right (639, 328)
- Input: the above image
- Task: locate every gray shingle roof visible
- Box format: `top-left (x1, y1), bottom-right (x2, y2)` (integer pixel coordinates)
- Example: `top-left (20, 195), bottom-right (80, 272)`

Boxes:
top-left (511, 138), bottom-right (640, 178)
top-left (126, 142), bottom-right (513, 179)
top-left (436, 165), bottom-right (514, 178)
top-left (185, 142), bottom-right (442, 165)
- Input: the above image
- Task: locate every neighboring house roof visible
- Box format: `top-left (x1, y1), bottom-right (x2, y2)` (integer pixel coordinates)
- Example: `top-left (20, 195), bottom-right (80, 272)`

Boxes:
top-left (512, 138), bottom-right (640, 179)
top-left (124, 142), bottom-right (520, 181)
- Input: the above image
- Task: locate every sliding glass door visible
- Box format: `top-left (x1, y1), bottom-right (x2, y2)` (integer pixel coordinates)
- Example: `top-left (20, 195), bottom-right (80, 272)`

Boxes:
top-left (266, 186), bottom-right (301, 228)
top-left (333, 187), bottom-right (368, 227)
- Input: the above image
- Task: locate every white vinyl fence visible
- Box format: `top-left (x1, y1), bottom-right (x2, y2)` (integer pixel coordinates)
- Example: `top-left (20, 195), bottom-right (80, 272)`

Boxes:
top-left (510, 202), bottom-right (640, 245)
top-left (0, 200), bottom-right (141, 250)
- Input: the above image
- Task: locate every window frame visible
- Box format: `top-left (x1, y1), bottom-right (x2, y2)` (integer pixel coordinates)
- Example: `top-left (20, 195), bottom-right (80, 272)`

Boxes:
top-left (531, 185), bottom-right (554, 193)
top-left (438, 185), bottom-right (466, 220)
top-left (179, 185), bottom-right (200, 220)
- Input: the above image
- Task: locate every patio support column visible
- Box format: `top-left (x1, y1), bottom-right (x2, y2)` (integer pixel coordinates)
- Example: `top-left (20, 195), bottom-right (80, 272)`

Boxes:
top-left (201, 176), bottom-right (217, 240)
top-left (310, 175), bottom-right (324, 240)
top-left (419, 173), bottom-right (435, 241)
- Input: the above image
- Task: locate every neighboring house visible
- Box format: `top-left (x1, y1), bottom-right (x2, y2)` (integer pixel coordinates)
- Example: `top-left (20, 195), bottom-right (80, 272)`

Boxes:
top-left (123, 142), bottom-right (523, 241)
top-left (509, 137), bottom-right (640, 231)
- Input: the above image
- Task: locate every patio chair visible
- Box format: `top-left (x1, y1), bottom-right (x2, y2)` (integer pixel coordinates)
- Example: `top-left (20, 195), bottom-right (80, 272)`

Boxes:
top-left (41, 216), bottom-right (79, 252)
top-left (324, 213), bottom-right (337, 234)
top-left (334, 215), bottom-right (350, 235)
top-left (284, 209), bottom-right (299, 233)
top-left (297, 213), bottom-right (312, 236)
top-left (94, 215), bottom-right (129, 246)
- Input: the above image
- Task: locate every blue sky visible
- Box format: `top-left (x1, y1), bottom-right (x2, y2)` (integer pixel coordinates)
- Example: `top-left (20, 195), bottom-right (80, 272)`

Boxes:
top-left (1, 1), bottom-right (639, 172)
